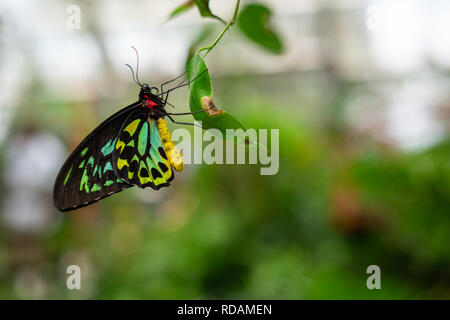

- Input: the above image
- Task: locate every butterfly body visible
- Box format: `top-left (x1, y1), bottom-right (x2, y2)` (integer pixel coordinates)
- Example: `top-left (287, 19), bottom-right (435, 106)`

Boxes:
top-left (53, 84), bottom-right (184, 212)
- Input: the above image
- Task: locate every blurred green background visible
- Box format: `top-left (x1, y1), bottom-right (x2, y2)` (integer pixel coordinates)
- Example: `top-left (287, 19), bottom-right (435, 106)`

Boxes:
top-left (0, 0), bottom-right (450, 299)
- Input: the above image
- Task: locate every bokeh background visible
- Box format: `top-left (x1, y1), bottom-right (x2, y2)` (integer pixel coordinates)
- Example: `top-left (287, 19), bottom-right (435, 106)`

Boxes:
top-left (1, 0), bottom-right (450, 299)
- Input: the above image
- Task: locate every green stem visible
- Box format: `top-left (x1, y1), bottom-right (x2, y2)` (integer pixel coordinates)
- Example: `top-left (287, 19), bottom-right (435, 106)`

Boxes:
top-left (197, 0), bottom-right (240, 57)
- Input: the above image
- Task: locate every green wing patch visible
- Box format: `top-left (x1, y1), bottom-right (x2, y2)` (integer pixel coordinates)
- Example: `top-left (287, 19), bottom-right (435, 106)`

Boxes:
top-left (112, 111), bottom-right (173, 189)
top-left (53, 103), bottom-right (140, 212)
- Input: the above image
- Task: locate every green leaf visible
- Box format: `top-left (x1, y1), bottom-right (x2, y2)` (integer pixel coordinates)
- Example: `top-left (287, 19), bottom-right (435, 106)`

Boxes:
top-left (185, 25), bottom-right (216, 70)
top-left (193, 0), bottom-right (226, 24)
top-left (187, 53), bottom-right (246, 139)
top-left (237, 3), bottom-right (283, 54)
top-left (169, 1), bottom-right (195, 19)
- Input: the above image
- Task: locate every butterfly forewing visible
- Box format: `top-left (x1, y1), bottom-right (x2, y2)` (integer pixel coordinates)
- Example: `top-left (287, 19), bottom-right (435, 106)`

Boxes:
top-left (112, 111), bottom-right (173, 189)
top-left (53, 102), bottom-right (141, 211)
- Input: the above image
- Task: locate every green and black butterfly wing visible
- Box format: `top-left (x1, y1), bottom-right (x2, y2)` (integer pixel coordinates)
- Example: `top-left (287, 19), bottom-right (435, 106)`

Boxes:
top-left (112, 111), bottom-right (174, 189)
top-left (53, 102), bottom-right (141, 212)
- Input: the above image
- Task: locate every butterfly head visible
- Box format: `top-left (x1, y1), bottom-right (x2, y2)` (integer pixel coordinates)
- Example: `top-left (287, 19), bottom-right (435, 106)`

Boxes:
top-left (140, 83), bottom-right (160, 95)
top-left (139, 84), bottom-right (165, 110)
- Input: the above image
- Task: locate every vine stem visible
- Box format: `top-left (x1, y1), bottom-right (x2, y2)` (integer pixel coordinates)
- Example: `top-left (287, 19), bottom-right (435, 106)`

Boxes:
top-left (197, 0), bottom-right (240, 57)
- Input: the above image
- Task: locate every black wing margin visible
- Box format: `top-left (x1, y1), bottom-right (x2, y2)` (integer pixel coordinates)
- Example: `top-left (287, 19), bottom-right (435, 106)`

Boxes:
top-left (53, 102), bottom-right (141, 212)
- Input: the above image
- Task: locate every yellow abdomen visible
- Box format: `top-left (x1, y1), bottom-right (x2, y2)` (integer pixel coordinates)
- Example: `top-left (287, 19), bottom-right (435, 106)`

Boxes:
top-left (156, 118), bottom-right (184, 172)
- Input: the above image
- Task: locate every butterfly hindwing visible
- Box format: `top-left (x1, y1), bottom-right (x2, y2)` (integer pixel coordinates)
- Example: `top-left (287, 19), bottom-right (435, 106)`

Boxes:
top-left (112, 111), bottom-right (173, 189)
top-left (53, 103), bottom-right (141, 211)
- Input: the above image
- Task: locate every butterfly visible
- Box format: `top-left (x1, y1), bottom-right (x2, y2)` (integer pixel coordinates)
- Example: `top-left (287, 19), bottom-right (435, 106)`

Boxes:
top-left (54, 50), bottom-right (203, 212)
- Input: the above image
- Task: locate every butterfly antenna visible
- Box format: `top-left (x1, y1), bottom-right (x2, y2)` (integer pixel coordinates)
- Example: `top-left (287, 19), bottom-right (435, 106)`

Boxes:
top-left (130, 46), bottom-right (142, 86)
top-left (125, 64), bottom-right (140, 86)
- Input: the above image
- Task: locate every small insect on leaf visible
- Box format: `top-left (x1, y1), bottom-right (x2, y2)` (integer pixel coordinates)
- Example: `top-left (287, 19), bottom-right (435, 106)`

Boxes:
top-left (201, 96), bottom-right (223, 117)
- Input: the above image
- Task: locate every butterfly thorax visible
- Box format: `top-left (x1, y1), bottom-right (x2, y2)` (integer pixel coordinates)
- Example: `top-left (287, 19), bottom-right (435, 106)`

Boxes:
top-left (139, 84), bottom-right (165, 115)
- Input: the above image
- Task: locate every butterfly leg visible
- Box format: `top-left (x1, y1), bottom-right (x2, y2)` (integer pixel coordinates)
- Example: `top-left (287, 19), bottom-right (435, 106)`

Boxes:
top-left (158, 70), bottom-right (207, 96)
top-left (165, 110), bottom-right (206, 116)
top-left (165, 115), bottom-right (204, 129)
top-left (163, 90), bottom-right (170, 107)
top-left (161, 75), bottom-right (188, 107)
top-left (160, 71), bottom-right (187, 93)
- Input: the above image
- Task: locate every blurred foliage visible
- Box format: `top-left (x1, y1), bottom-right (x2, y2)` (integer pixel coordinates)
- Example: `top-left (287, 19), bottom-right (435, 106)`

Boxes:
top-left (169, 0), bottom-right (225, 24)
top-left (169, 0), bottom-right (194, 19)
top-left (192, 0), bottom-right (226, 24)
top-left (169, 1), bottom-right (195, 20)
top-left (172, 1), bottom-right (284, 55)
top-left (237, 3), bottom-right (283, 54)
top-left (1, 70), bottom-right (450, 299)
top-left (0, 0), bottom-right (449, 301)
